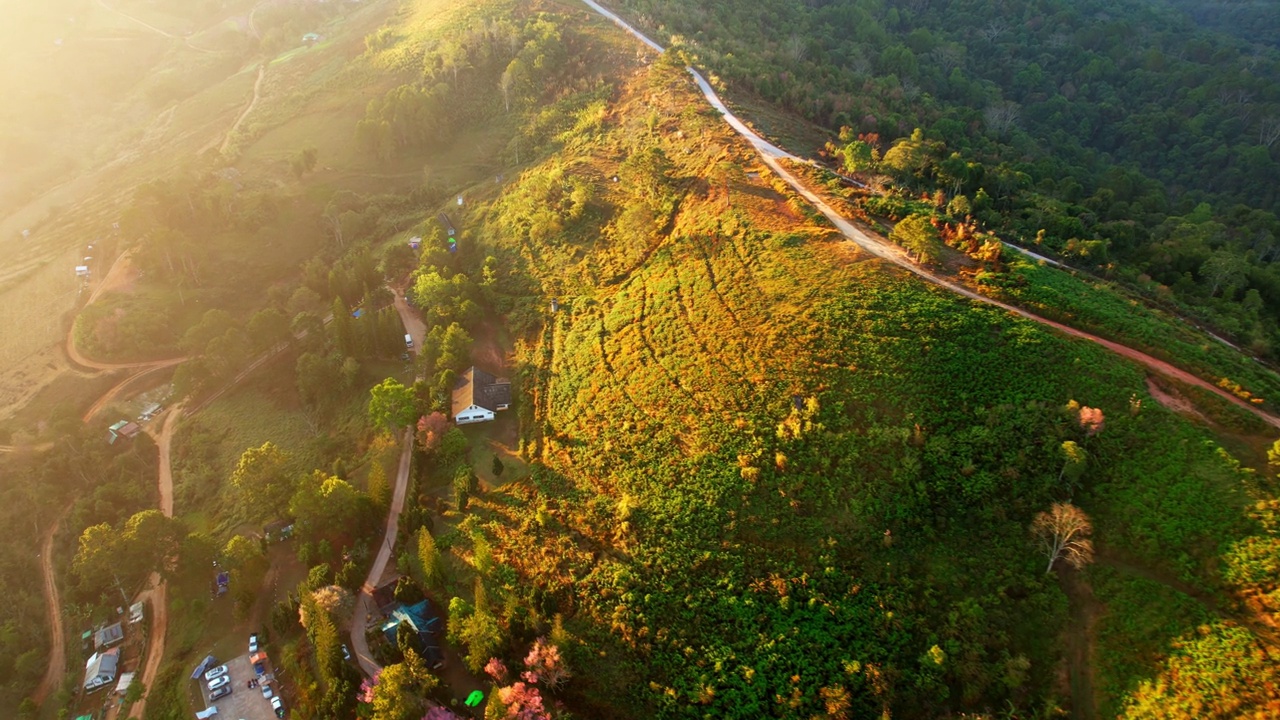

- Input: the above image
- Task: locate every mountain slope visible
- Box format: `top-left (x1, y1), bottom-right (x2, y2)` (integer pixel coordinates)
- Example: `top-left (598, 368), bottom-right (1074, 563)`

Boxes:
top-left (447, 26), bottom-right (1280, 717)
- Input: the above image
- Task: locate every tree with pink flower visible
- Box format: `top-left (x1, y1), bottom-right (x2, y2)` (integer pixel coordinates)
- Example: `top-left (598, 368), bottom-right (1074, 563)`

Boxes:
top-left (523, 638), bottom-right (571, 690)
top-left (1078, 405), bottom-right (1105, 436)
top-left (485, 657), bottom-right (509, 684)
top-left (496, 682), bottom-right (549, 720)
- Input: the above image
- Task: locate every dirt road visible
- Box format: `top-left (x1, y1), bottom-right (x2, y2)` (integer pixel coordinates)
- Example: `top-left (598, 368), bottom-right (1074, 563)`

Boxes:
top-left (579, 0), bottom-right (1280, 431)
top-left (351, 428), bottom-right (414, 677)
top-left (218, 64), bottom-right (266, 155)
top-left (394, 290), bottom-right (427, 349)
top-left (32, 514), bottom-right (67, 706)
top-left (351, 297), bottom-right (423, 677)
top-left (125, 404), bottom-right (180, 719)
top-left (93, 0), bottom-right (217, 54)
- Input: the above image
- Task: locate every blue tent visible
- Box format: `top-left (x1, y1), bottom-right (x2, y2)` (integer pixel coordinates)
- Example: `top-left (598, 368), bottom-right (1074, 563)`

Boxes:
top-left (191, 654), bottom-right (215, 680)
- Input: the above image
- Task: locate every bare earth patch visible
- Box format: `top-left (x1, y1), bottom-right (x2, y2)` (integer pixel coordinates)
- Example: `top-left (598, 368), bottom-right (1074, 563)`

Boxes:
top-left (1145, 376), bottom-right (1211, 424)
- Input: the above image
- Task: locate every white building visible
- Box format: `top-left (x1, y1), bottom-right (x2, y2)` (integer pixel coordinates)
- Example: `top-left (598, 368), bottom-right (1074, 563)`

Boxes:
top-left (451, 367), bottom-right (512, 425)
top-left (84, 648), bottom-right (119, 692)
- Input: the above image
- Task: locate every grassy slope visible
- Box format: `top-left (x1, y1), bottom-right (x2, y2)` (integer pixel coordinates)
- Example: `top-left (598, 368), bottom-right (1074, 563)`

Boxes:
top-left (445, 17), bottom-right (1280, 718)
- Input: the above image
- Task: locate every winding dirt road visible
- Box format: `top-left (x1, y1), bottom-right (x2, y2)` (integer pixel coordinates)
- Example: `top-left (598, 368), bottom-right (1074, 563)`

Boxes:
top-left (218, 64), bottom-right (266, 155)
top-left (351, 292), bottom-right (423, 677)
top-left (125, 403), bottom-right (180, 719)
top-left (351, 428), bottom-right (415, 677)
top-left (32, 514), bottom-right (67, 706)
top-left (581, 0), bottom-right (1280, 431)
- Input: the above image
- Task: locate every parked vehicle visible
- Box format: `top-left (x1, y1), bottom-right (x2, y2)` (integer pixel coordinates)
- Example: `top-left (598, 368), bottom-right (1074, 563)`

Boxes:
top-left (209, 685), bottom-right (232, 701)
top-left (271, 696), bottom-right (285, 718)
top-left (208, 675), bottom-right (231, 691)
top-left (341, 644), bottom-right (350, 661)
top-left (261, 683), bottom-right (274, 700)
top-left (203, 664), bottom-right (228, 681)
top-left (249, 633), bottom-right (259, 654)
top-left (404, 333), bottom-right (414, 349)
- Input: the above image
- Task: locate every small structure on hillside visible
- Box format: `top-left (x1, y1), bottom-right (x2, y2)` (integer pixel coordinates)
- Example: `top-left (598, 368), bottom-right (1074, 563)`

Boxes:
top-left (371, 579), bottom-right (401, 618)
top-left (75, 265), bottom-right (90, 279)
top-left (191, 655), bottom-right (215, 681)
top-left (437, 212), bottom-right (456, 237)
top-left (264, 520), bottom-right (294, 542)
top-left (84, 648), bottom-right (119, 692)
top-left (94, 622), bottom-right (124, 651)
top-left (114, 671), bottom-right (135, 696)
top-left (129, 601), bottom-right (145, 625)
top-left (452, 367), bottom-right (512, 425)
top-left (380, 599), bottom-right (442, 643)
top-left (107, 420), bottom-right (141, 445)
top-left (409, 236), bottom-right (422, 250)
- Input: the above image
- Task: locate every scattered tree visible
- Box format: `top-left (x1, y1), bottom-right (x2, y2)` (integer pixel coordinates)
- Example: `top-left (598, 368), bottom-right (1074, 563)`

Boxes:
top-left (1031, 503), bottom-right (1095, 573)
top-left (369, 378), bottom-right (418, 432)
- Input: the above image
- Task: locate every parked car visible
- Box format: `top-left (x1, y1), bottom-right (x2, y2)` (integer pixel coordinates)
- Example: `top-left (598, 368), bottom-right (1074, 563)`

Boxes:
top-left (209, 685), bottom-right (232, 701)
top-left (271, 696), bottom-right (285, 718)
top-left (249, 633), bottom-right (259, 654)
top-left (203, 664), bottom-right (228, 681)
top-left (261, 683), bottom-right (274, 700)
top-left (341, 644), bottom-right (350, 661)
top-left (208, 674), bottom-right (231, 691)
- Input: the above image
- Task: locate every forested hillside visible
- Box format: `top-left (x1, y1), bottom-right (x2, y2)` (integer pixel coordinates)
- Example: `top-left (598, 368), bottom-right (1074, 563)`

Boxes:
top-left (1157, 0), bottom-right (1280, 47)
top-left (609, 0), bottom-right (1280, 355)
top-left (429, 31), bottom-right (1280, 718)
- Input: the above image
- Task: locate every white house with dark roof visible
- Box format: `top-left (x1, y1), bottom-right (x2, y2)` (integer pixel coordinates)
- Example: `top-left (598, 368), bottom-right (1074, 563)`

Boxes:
top-left (451, 367), bottom-right (512, 425)
top-left (84, 647), bottom-right (119, 692)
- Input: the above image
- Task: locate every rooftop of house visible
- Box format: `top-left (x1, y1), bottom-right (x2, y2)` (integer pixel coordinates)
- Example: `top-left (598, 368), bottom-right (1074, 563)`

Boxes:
top-left (94, 622), bottom-right (124, 649)
top-left (451, 366), bottom-right (512, 416)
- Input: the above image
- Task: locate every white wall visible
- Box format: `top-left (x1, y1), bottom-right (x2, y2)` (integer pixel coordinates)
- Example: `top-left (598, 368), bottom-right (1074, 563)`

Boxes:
top-left (455, 405), bottom-right (495, 424)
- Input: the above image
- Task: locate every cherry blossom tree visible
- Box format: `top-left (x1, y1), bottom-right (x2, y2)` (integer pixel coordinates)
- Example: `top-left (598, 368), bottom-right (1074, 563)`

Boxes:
top-left (1078, 406), bottom-right (1105, 436)
top-left (485, 657), bottom-right (509, 684)
top-left (522, 638), bottom-right (571, 689)
top-left (496, 682), bottom-right (549, 720)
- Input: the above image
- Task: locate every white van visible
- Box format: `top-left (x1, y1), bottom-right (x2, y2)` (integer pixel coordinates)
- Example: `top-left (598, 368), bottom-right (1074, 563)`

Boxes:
top-left (404, 333), bottom-right (414, 349)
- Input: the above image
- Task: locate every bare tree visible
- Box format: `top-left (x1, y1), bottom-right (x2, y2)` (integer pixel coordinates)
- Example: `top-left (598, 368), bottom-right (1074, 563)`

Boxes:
top-left (1260, 116), bottom-right (1280, 149)
top-left (1031, 503), bottom-right (1095, 574)
top-left (782, 35), bottom-right (807, 63)
top-left (984, 101), bottom-right (1021, 137)
top-left (979, 20), bottom-right (1007, 42)
top-left (929, 45), bottom-right (964, 73)
top-left (499, 66), bottom-right (515, 113)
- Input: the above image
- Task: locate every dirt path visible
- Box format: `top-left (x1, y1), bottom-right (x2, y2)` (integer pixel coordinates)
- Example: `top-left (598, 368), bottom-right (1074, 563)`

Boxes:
top-left (125, 404), bottom-right (180, 719)
top-left (1098, 552), bottom-right (1280, 649)
top-left (393, 290), bottom-right (427, 350)
top-left (218, 64), bottom-right (266, 155)
top-left (351, 298), bottom-right (423, 677)
top-left (351, 428), bottom-right (414, 677)
top-left (32, 513), bottom-right (68, 706)
top-left (65, 250), bottom-right (186, 374)
top-left (581, 0), bottom-right (1280, 432)
top-left (1058, 567), bottom-right (1100, 720)
top-left (93, 0), bottom-right (217, 54)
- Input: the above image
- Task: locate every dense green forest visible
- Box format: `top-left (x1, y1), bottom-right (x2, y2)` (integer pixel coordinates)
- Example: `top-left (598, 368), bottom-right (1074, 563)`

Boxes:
top-left (610, 0), bottom-right (1280, 355)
